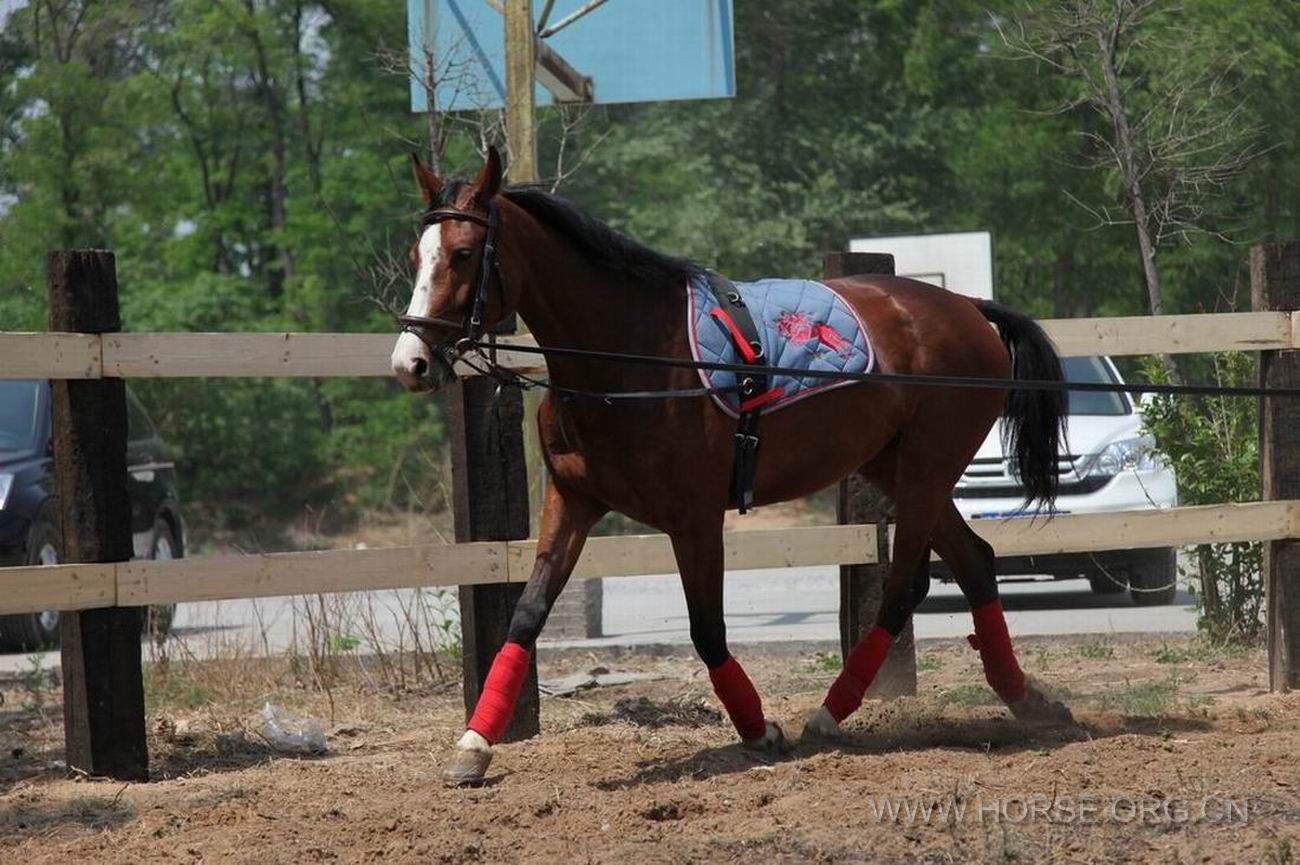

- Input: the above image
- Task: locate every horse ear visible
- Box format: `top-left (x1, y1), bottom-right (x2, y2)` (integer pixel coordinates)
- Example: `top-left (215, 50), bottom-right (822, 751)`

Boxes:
top-left (471, 145), bottom-right (503, 202)
top-left (410, 152), bottom-right (443, 204)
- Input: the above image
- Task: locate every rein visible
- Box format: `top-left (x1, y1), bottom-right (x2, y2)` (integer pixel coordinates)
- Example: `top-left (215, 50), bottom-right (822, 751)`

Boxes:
top-left (460, 338), bottom-right (1300, 401)
top-left (394, 198), bottom-right (1300, 402)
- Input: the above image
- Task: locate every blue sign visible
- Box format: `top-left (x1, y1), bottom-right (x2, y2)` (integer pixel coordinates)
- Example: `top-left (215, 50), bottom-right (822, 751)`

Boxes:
top-left (407, 0), bottom-right (736, 112)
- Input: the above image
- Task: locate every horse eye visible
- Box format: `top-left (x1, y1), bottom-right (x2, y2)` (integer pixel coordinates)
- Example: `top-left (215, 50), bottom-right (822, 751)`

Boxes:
top-left (452, 248), bottom-right (474, 262)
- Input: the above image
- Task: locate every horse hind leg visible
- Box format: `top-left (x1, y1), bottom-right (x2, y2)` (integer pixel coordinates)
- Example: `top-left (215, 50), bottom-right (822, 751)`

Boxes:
top-left (804, 456), bottom-right (944, 739)
top-left (930, 502), bottom-right (1072, 724)
top-left (671, 524), bottom-right (787, 753)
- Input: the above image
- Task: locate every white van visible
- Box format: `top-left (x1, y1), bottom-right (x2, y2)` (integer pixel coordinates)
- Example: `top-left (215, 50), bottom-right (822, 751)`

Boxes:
top-left (849, 232), bottom-right (1180, 605)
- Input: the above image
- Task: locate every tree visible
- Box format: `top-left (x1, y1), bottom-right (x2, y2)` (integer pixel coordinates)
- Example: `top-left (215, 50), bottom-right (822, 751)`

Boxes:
top-left (999, 0), bottom-right (1267, 377)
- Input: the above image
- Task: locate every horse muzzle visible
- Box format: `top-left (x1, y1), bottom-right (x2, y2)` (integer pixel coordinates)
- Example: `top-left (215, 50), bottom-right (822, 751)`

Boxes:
top-left (391, 331), bottom-right (457, 393)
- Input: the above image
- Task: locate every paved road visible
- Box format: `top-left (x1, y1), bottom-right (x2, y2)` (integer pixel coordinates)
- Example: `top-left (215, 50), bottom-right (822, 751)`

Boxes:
top-left (573, 566), bottom-right (1195, 647)
top-left (0, 566), bottom-right (1195, 674)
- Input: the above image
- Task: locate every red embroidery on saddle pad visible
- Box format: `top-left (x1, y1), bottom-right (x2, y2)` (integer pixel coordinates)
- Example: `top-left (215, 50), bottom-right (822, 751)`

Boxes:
top-left (776, 311), bottom-right (814, 343)
top-left (970, 600), bottom-right (1026, 702)
top-left (466, 641), bottom-right (532, 743)
top-left (775, 312), bottom-right (853, 358)
top-left (815, 323), bottom-right (853, 357)
top-left (823, 626), bottom-right (894, 722)
top-left (708, 655), bottom-right (767, 741)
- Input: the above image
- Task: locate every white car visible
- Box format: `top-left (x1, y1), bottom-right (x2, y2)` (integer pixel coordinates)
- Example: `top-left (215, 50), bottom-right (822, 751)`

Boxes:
top-left (952, 355), bottom-right (1179, 605)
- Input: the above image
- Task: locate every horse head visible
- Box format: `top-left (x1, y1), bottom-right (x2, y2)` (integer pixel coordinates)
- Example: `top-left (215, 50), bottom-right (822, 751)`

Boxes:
top-left (391, 146), bottom-right (509, 393)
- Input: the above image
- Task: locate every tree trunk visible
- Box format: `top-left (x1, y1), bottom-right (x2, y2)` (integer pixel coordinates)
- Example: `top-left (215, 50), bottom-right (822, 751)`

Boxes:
top-left (1096, 21), bottom-right (1182, 383)
top-left (245, 0), bottom-right (293, 298)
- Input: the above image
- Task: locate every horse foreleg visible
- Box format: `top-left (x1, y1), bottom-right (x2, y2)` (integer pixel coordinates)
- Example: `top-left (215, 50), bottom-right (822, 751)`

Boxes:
top-left (671, 524), bottom-right (786, 753)
top-left (442, 481), bottom-right (605, 785)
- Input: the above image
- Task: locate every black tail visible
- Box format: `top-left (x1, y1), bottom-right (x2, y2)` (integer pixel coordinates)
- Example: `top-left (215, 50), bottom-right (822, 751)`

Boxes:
top-left (978, 300), bottom-right (1068, 513)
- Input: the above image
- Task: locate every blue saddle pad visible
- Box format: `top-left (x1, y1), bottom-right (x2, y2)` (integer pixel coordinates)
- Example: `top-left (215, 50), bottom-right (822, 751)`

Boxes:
top-left (686, 274), bottom-right (874, 416)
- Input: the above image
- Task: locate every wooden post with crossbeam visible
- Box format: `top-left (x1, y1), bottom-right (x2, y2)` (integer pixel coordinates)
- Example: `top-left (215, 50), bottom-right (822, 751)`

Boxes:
top-left (448, 362), bottom-right (539, 741)
top-left (502, 0), bottom-right (602, 640)
top-left (504, 0), bottom-right (539, 184)
top-left (824, 252), bottom-right (917, 698)
top-left (443, 0), bottom-right (543, 742)
top-left (1252, 241), bottom-right (1300, 692)
top-left (48, 250), bottom-right (149, 780)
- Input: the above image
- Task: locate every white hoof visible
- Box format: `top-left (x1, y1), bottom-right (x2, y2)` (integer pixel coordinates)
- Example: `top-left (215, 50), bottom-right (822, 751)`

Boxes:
top-left (742, 720), bottom-right (788, 753)
top-left (456, 729), bottom-right (492, 753)
top-left (802, 705), bottom-right (842, 740)
top-left (444, 729), bottom-right (494, 786)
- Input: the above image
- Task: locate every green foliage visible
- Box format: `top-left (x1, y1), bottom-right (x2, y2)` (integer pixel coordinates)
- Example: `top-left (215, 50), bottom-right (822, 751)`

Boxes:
top-left (0, 1), bottom-right (454, 544)
top-left (1142, 353), bottom-right (1263, 644)
top-left (5, 0), bottom-right (1300, 547)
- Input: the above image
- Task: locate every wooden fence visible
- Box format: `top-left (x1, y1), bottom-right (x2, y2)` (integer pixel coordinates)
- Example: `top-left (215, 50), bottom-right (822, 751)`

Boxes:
top-left (2, 242), bottom-right (1299, 780)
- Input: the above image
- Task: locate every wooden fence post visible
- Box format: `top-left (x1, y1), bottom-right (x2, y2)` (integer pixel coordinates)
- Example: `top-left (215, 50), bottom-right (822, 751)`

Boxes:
top-left (48, 250), bottom-right (148, 781)
top-left (1252, 242), bottom-right (1300, 692)
top-left (448, 328), bottom-right (540, 741)
top-left (824, 252), bottom-right (917, 698)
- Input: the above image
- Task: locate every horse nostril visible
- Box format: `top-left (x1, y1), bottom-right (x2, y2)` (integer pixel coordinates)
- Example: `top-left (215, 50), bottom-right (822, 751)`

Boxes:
top-left (411, 357), bottom-right (429, 378)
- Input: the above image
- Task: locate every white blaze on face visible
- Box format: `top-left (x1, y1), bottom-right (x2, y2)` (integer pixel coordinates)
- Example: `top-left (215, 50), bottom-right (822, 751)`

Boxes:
top-left (391, 223), bottom-right (443, 382)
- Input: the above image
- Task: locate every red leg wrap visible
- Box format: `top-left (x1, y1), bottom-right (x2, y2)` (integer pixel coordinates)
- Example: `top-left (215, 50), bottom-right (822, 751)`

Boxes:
top-left (971, 599), bottom-right (1026, 702)
top-left (708, 656), bottom-right (767, 741)
top-left (466, 641), bottom-right (532, 744)
top-left (823, 627), bottom-right (894, 722)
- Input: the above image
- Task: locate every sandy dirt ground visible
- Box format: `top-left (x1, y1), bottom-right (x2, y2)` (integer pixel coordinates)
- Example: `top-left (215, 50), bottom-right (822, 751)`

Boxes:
top-left (2, 633), bottom-right (1298, 864)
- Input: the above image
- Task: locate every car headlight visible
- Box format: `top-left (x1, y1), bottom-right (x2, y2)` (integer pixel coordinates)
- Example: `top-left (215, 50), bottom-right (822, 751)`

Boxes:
top-left (1082, 436), bottom-right (1161, 477)
top-left (0, 473), bottom-right (12, 510)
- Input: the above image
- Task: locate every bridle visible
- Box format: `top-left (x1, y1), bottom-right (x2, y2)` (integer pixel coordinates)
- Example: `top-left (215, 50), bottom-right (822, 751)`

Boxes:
top-left (397, 198), bottom-right (500, 360)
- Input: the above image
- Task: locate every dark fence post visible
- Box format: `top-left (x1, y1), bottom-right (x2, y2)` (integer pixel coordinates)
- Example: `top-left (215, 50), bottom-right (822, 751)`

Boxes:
top-left (1252, 242), bottom-right (1300, 692)
top-left (48, 250), bottom-right (148, 781)
top-left (448, 326), bottom-right (539, 741)
top-left (824, 252), bottom-right (917, 698)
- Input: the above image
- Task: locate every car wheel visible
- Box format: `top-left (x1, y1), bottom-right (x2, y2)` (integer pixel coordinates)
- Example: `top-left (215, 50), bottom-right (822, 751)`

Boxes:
top-left (1129, 548), bottom-right (1178, 606)
top-left (0, 517), bottom-right (64, 651)
top-left (145, 518), bottom-right (178, 640)
top-left (1087, 571), bottom-right (1128, 595)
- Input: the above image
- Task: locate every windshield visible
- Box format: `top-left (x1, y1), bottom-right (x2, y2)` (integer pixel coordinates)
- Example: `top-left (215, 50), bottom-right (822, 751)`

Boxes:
top-left (0, 380), bottom-right (42, 451)
top-left (1063, 357), bottom-right (1129, 416)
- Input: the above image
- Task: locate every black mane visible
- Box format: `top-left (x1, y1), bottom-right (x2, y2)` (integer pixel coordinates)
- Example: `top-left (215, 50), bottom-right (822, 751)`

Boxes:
top-left (502, 186), bottom-right (704, 285)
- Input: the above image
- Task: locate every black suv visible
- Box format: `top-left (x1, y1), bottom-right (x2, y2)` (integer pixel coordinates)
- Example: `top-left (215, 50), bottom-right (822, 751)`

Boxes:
top-left (0, 379), bottom-right (184, 650)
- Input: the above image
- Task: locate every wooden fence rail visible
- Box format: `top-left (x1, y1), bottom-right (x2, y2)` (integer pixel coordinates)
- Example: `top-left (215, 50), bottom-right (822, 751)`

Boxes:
top-left (4, 247), bottom-right (1300, 781)
top-left (2, 501), bottom-right (1296, 616)
top-left (2, 310), bottom-right (1297, 381)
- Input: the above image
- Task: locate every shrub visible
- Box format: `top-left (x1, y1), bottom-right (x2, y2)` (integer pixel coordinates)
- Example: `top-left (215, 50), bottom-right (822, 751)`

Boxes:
top-left (1141, 352), bottom-right (1263, 644)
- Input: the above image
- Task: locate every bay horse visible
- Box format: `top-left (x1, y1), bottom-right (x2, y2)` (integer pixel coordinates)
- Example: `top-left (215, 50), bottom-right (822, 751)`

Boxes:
top-left (391, 148), bottom-right (1072, 785)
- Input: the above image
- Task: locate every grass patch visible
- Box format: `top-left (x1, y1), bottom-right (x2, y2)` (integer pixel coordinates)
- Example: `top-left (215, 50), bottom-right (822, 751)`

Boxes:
top-left (144, 667), bottom-right (213, 711)
top-left (1084, 674), bottom-right (1212, 717)
top-left (808, 651), bottom-right (841, 674)
top-left (917, 653), bottom-right (943, 673)
top-left (938, 684), bottom-right (999, 707)
top-left (1152, 639), bottom-right (1252, 665)
top-left (1073, 639), bottom-right (1115, 660)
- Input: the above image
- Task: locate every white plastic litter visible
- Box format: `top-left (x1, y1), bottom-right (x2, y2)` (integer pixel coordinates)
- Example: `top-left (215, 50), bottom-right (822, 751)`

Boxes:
top-left (257, 702), bottom-right (327, 754)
